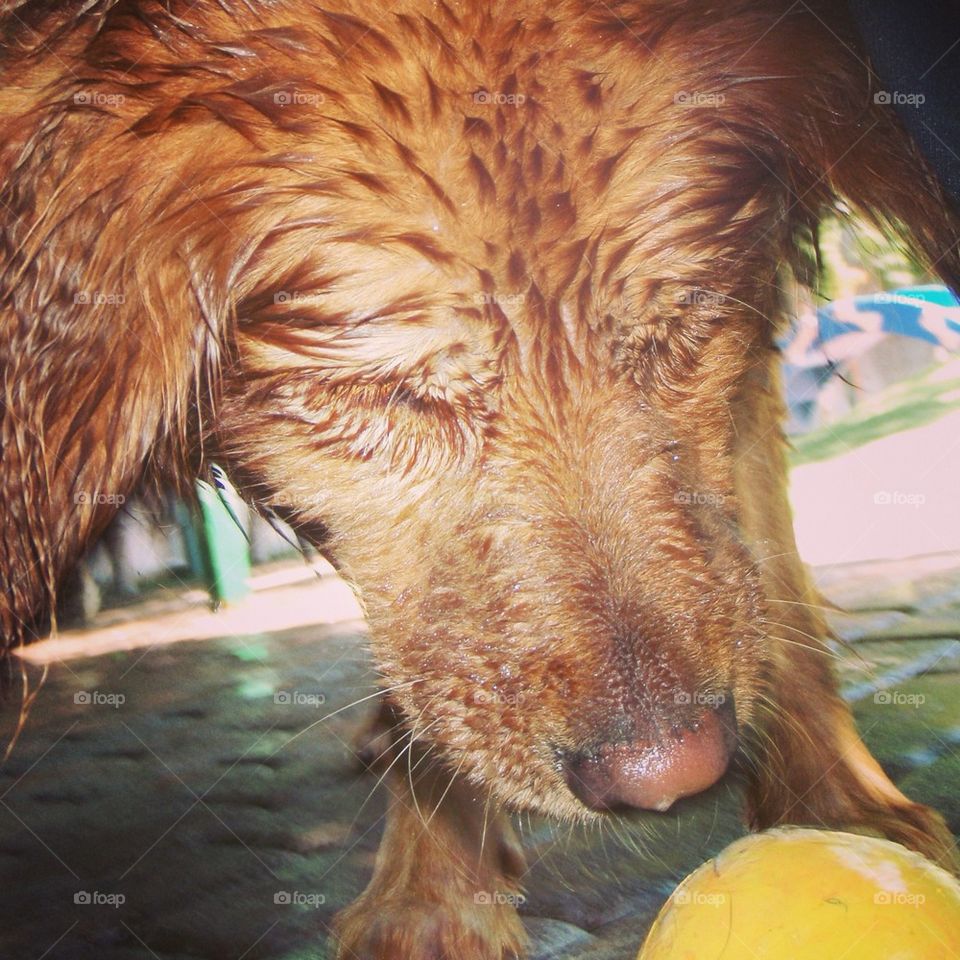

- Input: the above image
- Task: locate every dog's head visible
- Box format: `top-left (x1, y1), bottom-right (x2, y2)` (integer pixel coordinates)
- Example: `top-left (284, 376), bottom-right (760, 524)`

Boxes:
top-left (204, 1), bottom-right (958, 817)
top-left (5, 0), bottom-right (956, 816)
top-left (234, 301), bottom-right (768, 817)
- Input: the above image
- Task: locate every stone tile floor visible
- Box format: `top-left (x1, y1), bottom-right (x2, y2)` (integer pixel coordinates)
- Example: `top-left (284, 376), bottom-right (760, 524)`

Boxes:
top-left (1, 553), bottom-right (958, 960)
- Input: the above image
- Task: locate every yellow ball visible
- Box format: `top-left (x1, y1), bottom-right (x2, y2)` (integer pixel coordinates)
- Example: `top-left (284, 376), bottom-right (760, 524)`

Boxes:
top-left (638, 827), bottom-right (960, 959)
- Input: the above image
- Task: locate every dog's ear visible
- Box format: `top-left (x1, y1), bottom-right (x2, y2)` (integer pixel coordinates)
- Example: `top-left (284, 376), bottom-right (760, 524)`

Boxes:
top-left (826, 100), bottom-right (960, 293)
top-left (796, 11), bottom-right (960, 293)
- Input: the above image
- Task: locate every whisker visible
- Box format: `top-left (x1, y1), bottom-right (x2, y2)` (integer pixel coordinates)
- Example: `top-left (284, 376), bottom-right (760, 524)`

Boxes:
top-left (273, 679), bottom-right (419, 754)
top-left (426, 752), bottom-right (466, 827)
top-left (765, 597), bottom-right (843, 614)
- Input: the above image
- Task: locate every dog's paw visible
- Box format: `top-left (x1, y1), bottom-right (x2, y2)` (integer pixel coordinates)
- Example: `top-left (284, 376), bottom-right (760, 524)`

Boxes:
top-left (334, 893), bottom-right (527, 960)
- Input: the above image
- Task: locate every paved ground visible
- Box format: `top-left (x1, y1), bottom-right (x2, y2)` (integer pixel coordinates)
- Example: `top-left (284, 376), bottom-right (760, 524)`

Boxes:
top-left (1, 553), bottom-right (958, 960)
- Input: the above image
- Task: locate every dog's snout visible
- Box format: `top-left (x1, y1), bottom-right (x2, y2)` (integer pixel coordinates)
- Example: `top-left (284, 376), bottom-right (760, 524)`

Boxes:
top-left (560, 698), bottom-right (737, 812)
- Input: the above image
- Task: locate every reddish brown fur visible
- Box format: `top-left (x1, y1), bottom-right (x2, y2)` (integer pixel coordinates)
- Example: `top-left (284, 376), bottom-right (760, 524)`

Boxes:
top-left (2, 1), bottom-right (958, 957)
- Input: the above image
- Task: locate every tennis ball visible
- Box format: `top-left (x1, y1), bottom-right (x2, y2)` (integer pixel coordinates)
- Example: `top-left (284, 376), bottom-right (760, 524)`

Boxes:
top-left (639, 827), bottom-right (960, 959)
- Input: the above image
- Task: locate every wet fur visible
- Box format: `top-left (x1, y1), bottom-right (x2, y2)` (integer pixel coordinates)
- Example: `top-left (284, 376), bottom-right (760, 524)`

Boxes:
top-left (2, 1), bottom-right (958, 957)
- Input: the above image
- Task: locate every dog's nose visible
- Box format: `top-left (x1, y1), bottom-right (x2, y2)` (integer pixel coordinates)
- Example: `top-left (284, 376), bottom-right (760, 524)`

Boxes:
top-left (561, 699), bottom-right (737, 812)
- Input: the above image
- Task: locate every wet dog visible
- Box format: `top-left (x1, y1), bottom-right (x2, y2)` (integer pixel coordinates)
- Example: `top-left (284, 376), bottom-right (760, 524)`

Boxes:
top-left (1, 1), bottom-right (957, 956)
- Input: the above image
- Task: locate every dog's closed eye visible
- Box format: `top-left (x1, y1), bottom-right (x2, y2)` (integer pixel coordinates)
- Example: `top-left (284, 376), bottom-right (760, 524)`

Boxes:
top-left (386, 383), bottom-right (427, 410)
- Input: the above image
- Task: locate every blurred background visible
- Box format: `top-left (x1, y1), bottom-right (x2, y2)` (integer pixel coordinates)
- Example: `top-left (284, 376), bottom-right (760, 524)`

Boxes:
top-left (2, 218), bottom-right (958, 960)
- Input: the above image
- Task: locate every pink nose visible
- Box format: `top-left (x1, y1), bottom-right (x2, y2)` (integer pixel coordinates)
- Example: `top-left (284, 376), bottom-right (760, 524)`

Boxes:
top-left (562, 701), bottom-right (736, 812)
